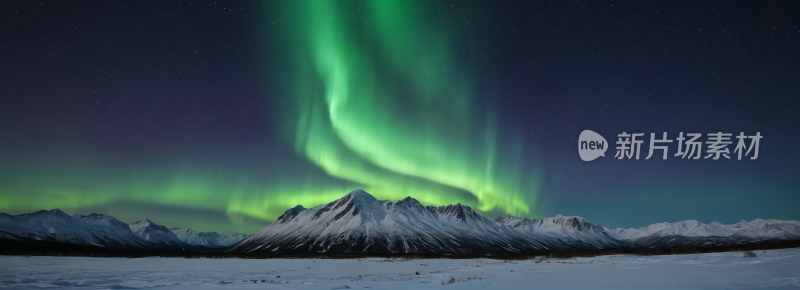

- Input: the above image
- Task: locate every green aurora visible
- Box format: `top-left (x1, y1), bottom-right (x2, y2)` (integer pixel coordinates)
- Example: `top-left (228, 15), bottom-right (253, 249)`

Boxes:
top-left (231, 0), bottom-right (540, 226)
top-left (281, 0), bottom-right (537, 214)
top-left (0, 0), bottom-right (540, 234)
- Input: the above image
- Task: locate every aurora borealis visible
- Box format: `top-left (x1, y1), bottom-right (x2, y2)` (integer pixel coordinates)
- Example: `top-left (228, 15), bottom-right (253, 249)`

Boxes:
top-left (1, 1), bottom-right (798, 234)
top-left (285, 0), bottom-right (534, 215)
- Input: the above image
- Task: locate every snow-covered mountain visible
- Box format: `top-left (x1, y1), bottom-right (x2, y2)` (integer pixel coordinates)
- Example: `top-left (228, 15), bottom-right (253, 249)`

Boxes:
top-left (226, 190), bottom-right (632, 255)
top-left (128, 218), bottom-right (197, 252)
top-left (494, 214), bottom-right (630, 250)
top-left (0, 209), bottom-right (152, 250)
top-left (728, 219), bottom-right (800, 238)
top-left (609, 219), bottom-right (800, 247)
top-left (2, 191), bottom-right (798, 256)
top-left (0, 209), bottom-right (245, 253)
top-left (611, 220), bottom-right (736, 240)
top-left (170, 228), bottom-right (246, 247)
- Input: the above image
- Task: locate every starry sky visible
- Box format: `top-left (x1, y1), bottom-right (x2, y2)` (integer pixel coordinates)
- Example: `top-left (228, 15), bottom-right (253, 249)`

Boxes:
top-left (1, 1), bottom-right (798, 234)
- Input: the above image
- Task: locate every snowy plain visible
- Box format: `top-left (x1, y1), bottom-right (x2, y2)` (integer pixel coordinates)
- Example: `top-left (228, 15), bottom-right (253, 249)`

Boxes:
top-left (1, 248), bottom-right (799, 290)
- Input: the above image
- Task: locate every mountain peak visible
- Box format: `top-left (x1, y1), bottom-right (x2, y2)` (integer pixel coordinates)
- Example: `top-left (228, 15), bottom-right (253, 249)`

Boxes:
top-left (36, 208), bottom-right (68, 217)
top-left (26, 209), bottom-right (71, 220)
top-left (129, 218), bottom-right (171, 234)
top-left (347, 189), bottom-right (369, 195)
top-left (276, 205), bottom-right (307, 223)
top-left (345, 189), bottom-right (376, 201)
top-left (551, 214), bottom-right (585, 221)
top-left (433, 203), bottom-right (479, 221)
top-left (344, 189), bottom-right (381, 208)
top-left (309, 189), bottom-right (383, 222)
top-left (395, 196), bottom-right (422, 206)
top-left (133, 218), bottom-right (155, 225)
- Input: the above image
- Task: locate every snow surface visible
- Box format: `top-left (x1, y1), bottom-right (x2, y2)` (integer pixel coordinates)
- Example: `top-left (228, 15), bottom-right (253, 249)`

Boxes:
top-left (1, 248), bottom-right (799, 289)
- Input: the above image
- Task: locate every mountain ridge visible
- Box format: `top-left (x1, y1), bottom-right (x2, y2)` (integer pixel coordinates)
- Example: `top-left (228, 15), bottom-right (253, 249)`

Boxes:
top-left (226, 189), bottom-right (633, 255)
top-left (1, 190), bottom-right (798, 255)
top-left (608, 218), bottom-right (800, 247)
top-left (0, 210), bottom-right (246, 253)
top-left (170, 227), bottom-right (247, 247)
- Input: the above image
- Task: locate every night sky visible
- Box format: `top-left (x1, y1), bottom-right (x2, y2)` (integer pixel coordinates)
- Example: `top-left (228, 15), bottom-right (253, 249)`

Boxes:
top-left (1, 1), bottom-right (798, 234)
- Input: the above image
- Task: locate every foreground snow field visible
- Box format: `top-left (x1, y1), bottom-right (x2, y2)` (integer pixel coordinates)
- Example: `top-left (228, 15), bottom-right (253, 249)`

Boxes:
top-left (1, 249), bottom-right (799, 289)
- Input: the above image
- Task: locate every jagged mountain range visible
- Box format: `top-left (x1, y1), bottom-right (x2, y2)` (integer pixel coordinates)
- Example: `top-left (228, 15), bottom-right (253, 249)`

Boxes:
top-left (170, 227), bottom-right (247, 248)
top-left (2, 189), bottom-right (799, 255)
top-left (226, 190), bottom-right (632, 255)
top-left (0, 209), bottom-right (245, 253)
top-left (609, 218), bottom-right (800, 247)
top-left (224, 190), bottom-right (800, 255)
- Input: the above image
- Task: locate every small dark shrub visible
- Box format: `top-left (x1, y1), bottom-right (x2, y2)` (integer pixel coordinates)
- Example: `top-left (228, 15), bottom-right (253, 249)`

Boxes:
top-left (743, 251), bottom-right (757, 258)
